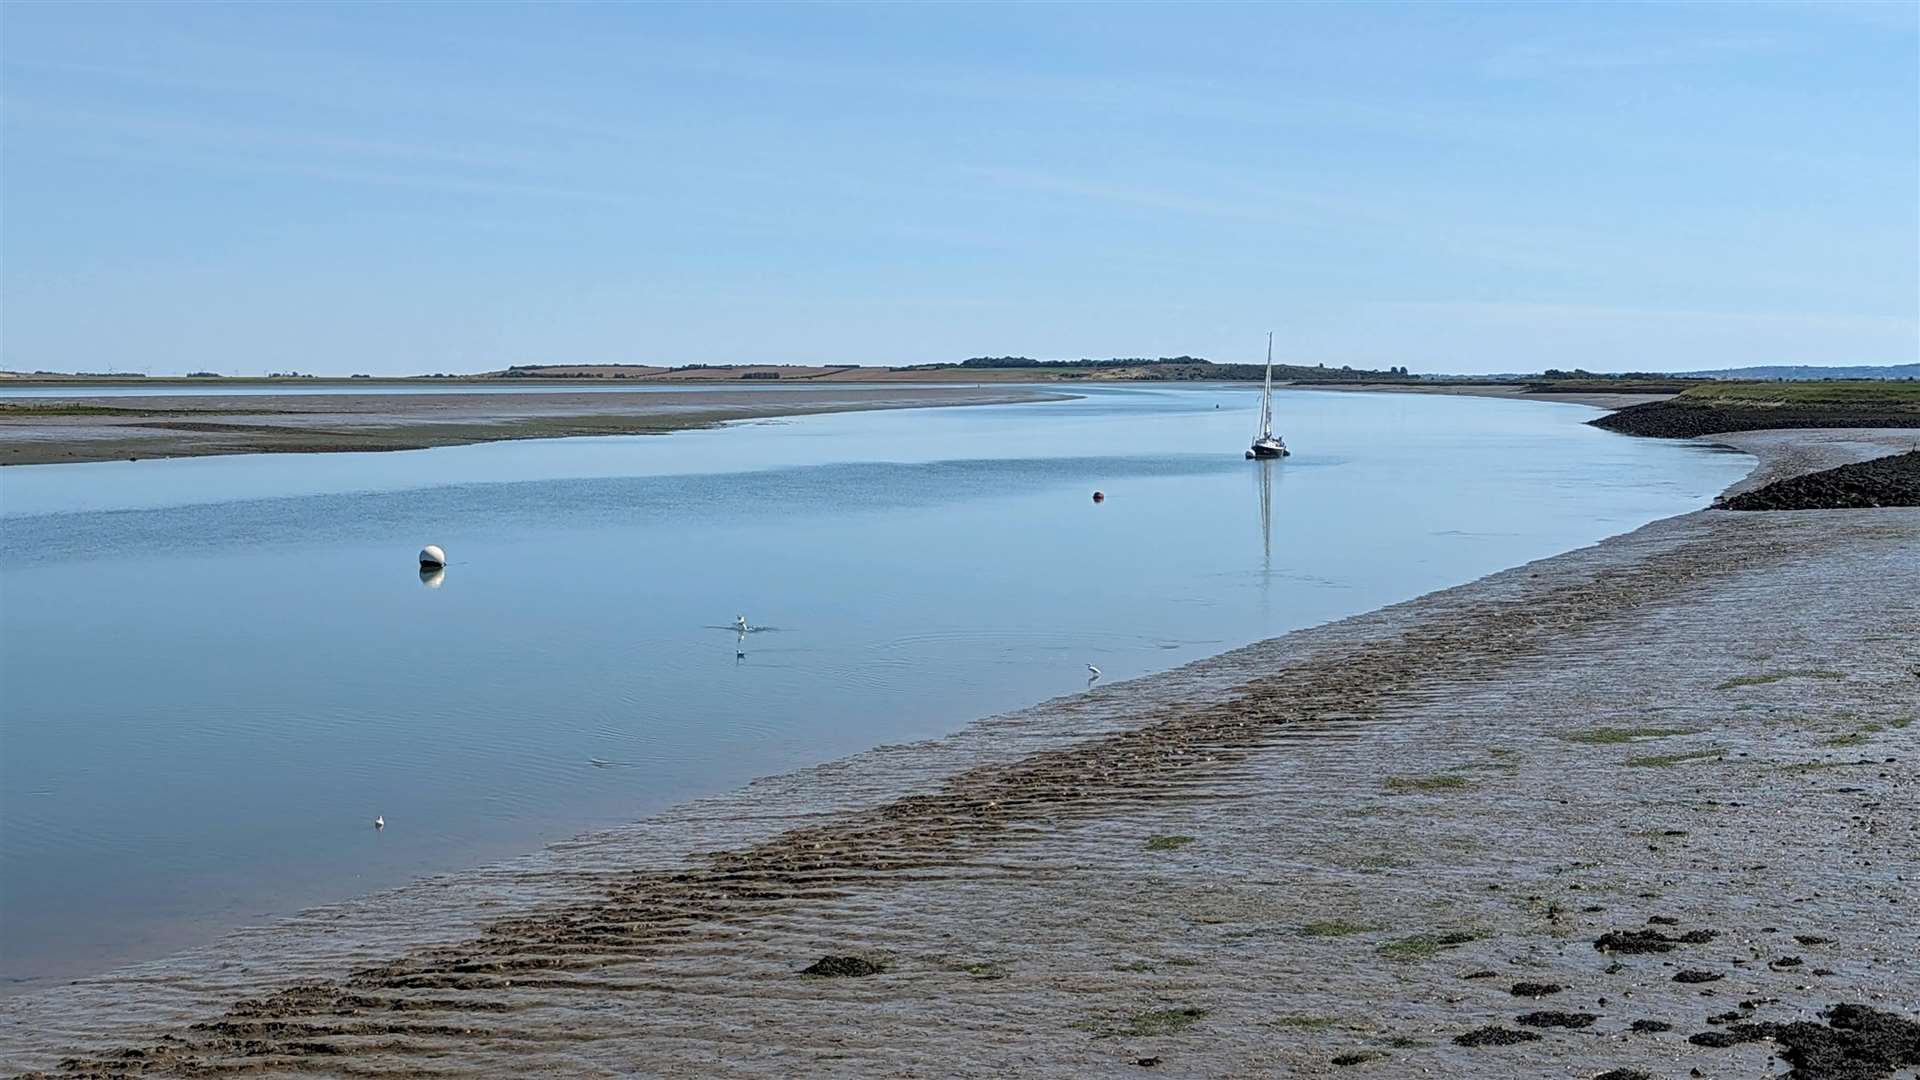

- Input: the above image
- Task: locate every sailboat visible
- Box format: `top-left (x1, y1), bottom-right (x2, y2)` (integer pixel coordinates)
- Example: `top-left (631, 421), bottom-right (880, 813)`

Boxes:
top-left (1246, 331), bottom-right (1290, 459)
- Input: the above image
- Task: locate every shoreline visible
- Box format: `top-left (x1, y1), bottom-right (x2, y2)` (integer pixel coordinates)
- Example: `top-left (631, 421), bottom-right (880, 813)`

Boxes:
top-left (5, 429), bottom-right (1915, 1076)
top-left (0, 386), bottom-right (1068, 466)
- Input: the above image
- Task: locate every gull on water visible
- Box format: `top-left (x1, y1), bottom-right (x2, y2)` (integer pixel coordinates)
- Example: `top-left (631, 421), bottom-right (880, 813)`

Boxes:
top-left (1086, 664), bottom-right (1101, 679)
top-left (373, 816), bottom-right (385, 829)
top-left (735, 614), bottom-right (748, 632)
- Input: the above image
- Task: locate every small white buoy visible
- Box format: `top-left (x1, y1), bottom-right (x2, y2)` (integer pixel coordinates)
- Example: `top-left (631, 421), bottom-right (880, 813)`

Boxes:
top-left (373, 816), bottom-right (385, 829)
top-left (419, 545), bottom-right (446, 568)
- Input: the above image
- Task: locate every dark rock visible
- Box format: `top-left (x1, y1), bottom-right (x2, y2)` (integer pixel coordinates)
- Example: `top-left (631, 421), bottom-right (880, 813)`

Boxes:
top-left (1593, 1071), bottom-right (1651, 1080)
top-left (1330, 1051), bottom-right (1382, 1066)
top-left (1772, 956), bottom-right (1805, 970)
top-left (1674, 970), bottom-right (1724, 984)
top-left (1461, 970), bottom-right (1499, 980)
top-left (1630, 1019), bottom-right (1674, 1033)
top-left (1648, 915), bottom-right (1681, 925)
top-left (1795, 935), bottom-right (1836, 947)
top-left (1135, 1057), bottom-right (1162, 1068)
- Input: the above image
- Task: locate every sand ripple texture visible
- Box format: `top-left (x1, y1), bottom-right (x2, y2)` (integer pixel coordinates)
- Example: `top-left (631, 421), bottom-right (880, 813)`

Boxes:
top-left (5, 438), bottom-right (1917, 1078)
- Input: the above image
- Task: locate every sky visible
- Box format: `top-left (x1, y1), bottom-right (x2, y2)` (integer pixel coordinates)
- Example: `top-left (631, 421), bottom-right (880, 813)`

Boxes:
top-left (1, 1), bottom-right (1915, 376)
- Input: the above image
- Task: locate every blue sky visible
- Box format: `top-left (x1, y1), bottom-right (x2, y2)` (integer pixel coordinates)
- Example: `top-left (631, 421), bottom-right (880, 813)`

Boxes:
top-left (2, 1), bottom-right (1915, 375)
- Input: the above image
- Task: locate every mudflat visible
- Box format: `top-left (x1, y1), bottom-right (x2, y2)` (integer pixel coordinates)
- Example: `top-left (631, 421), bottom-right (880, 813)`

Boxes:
top-left (0, 386), bottom-right (1066, 466)
top-left (4, 428), bottom-right (1914, 1078)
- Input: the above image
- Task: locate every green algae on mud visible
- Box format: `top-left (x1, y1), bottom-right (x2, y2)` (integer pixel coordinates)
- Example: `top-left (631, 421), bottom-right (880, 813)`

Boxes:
top-left (1717, 670), bottom-right (1845, 690)
top-left (1383, 774), bottom-right (1472, 794)
top-left (1623, 749), bottom-right (1724, 768)
top-left (1560, 725), bottom-right (1697, 744)
top-left (1375, 931), bottom-right (1478, 962)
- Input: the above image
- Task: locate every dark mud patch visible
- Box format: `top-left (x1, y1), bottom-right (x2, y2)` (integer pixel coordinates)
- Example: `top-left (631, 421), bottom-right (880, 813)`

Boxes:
top-left (1594, 928), bottom-right (1718, 954)
top-left (1593, 1070), bottom-right (1651, 1080)
top-left (1723, 450), bottom-right (1920, 511)
top-left (1516, 1010), bottom-right (1598, 1029)
top-left (1685, 1004), bottom-right (1920, 1079)
top-left (1510, 981), bottom-right (1563, 997)
top-left (1452, 1025), bottom-right (1542, 1047)
top-left (800, 954), bottom-right (886, 977)
top-left (1629, 1019), bottom-right (1673, 1033)
top-left (1674, 969), bottom-right (1724, 984)
top-left (1331, 1050), bottom-right (1384, 1066)
top-left (1144, 834), bottom-right (1195, 851)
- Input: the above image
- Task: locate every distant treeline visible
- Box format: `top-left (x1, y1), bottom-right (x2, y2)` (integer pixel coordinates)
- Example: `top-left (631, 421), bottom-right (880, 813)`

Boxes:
top-left (955, 356), bottom-right (1209, 368)
top-left (1541, 368), bottom-right (1703, 381)
top-left (886, 356), bottom-right (1416, 382)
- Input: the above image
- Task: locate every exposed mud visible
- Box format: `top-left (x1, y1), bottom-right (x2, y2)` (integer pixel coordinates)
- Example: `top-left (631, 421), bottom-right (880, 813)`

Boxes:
top-left (0, 386), bottom-right (1066, 465)
top-left (4, 432), bottom-right (1916, 1078)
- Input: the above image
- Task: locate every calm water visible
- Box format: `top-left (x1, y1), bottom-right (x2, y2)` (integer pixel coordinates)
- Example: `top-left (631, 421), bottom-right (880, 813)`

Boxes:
top-left (0, 386), bottom-right (1749, 987)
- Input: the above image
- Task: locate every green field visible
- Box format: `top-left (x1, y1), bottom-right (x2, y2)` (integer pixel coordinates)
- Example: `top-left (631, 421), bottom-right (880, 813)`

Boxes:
top-left (1676, 380), bottom-right (1920, 409)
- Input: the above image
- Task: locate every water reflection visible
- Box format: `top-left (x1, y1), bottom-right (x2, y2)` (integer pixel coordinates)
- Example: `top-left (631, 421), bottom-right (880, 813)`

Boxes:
top-left (1253, 457), bottom-right (1276, 572)
top-left (418, 565), bottom-right (446, 589)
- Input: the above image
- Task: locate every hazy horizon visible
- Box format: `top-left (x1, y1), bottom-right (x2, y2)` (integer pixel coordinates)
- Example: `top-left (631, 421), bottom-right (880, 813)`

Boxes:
top-left (4, 2), bottom-right (1916, 376)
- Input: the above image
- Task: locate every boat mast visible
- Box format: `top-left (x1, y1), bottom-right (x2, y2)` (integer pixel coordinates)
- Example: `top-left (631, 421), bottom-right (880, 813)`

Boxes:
top-left (1260, 331), bottom-right (1274, 438)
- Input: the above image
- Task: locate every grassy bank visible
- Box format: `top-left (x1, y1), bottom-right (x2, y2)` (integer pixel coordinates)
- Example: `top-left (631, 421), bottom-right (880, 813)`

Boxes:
top-left (1591, 380), bottom-right (1920, 438)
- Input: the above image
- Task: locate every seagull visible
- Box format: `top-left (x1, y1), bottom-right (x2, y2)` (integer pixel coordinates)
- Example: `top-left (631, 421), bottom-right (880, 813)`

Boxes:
top-left (735, 614), bottom-right (749, 633)
top-left (373, 816), bottom-right (385, 829)
top-left (1086, 664), bottom-right (1101, 679)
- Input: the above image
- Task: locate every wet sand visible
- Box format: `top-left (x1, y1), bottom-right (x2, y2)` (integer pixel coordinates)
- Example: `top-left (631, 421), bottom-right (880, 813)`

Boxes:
top-left (0, 386), bottom-right (1066, 466)
top-left (5, 429), bottom-right (1916, 1078)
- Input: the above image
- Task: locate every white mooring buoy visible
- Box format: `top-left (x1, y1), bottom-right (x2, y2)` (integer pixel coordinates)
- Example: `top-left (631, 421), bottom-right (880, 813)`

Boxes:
top-left (419, 545), bottom-right (446, 568)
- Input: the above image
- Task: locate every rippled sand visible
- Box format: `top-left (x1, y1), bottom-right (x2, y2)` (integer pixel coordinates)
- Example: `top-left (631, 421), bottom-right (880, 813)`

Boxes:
top-left (5, 430), bottom-right (1916, 1078)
